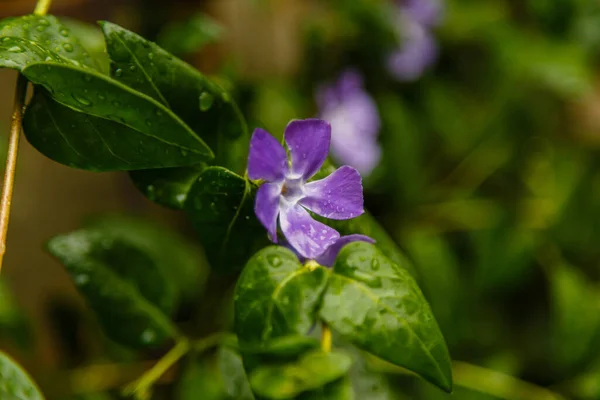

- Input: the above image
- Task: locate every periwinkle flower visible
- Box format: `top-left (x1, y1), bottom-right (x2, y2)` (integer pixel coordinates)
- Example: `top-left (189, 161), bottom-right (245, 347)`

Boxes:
top-left (317, 70), bottom-right (381, 177)
top-left (248, 119), bottom-right (364, 259)
top-left (290, 234), bottom-right (376, 267)
top-left (388, 0), bottom-right (443, 81)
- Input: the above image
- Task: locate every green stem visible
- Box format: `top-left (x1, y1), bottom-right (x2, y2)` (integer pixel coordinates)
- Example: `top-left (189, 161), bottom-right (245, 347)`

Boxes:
top-left (192, 332), bottom-right (228, 353)
top-left (321, 322), bottom-right (332, 353)
top-left (34, 0), bottom-right (53, 15)
top-left (123, 339), bottom-right (190, 399)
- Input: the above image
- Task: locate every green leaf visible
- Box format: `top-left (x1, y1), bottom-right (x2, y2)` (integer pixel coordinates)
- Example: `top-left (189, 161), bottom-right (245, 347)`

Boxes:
top-left (0, 14), bottom-right (98, 70)
top-left (297, 377), bottom-right (355, 400)
top-left (218, 347), bottom-right (255, 400)
top-left (84, 214), bottom-right (208, 302)
top-left (157, 13), bottom-right (224, 56)
top-left (234, 246), bottom-right (329, 344)
top-left (0, 351), bottom-right (44, 400)
top-left (548, 260), bottom-right (600, 370)
top-left (241, 336), bottom-right (321, 358)
top-left (129, 165), bottom-right (205, 209)
top-left (184, 167), bottom-right (268, 271)
top-left (319, 242), bottom-right (453, 392)
top-left (47, 228), bottom-right (179, 349)
top-left (60, 17), bottom-right (110, 73)
top-left (176, 355), bottom-right (226, 400)
top-left (21, 62), bottom-right (213, 169)
top-left (0, 280), bottom-right (31, 350)
top-left (328, 213), bottom-right (415, 277)
top-left (249, 351), bottom-right (353, 400)
top-left (100, 21), bottom-right (247, 172)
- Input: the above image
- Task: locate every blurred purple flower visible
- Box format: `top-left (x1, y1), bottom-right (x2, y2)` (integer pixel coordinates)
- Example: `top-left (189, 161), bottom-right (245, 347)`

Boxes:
top-left (248, 119), bottom-right (364, 259)
top-left (317, 70), bottom-right (381, 176)
top-left (287, 234), bottom-right (375, 267)
top-left (388, 0), bottom-right (443, 81)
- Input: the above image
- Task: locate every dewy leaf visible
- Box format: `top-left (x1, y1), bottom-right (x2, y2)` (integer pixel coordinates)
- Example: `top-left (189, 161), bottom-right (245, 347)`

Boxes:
top-left (319, 242), bottom-right (453, 392)
top-left (60, 17), bottom-right (111, 73)
top-left (234, 246), bottom-right (329, 344)
top-left (0, 351), bottom-right (45, 400)
top-left (47, 229), bottom-right (179, 349)
top-left (24, 90), bottom-right (209, 171)
top-left (100, 21), bottom-right (247, 172)
top-left (129, 164), bottom-right (205, 209)
top-left (84, 214), bottom-right (208, 302)
top-left (184, 167), bottom-right (268, 271)
top-left (240, 335), bottom-right (320, 358)
top-left (249, 350), bottom-right (352, 400)
top-left (0, 14), bottom-right (98, 70)
top-left (21, 63), bottom-right (214, 166)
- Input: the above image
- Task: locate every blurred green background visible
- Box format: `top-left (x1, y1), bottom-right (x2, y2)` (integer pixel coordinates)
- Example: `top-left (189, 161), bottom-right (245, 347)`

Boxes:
top-left (2, 0), bottom-right (600, 399)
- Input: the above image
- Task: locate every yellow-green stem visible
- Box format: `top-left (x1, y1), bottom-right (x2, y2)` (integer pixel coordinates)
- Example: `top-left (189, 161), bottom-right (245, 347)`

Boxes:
top-left (0, 0), bottom-right (53, 274)
top-left (123, 339), bottom-right (190, 399)
top-left (321, 322), bottom-right (332, 353)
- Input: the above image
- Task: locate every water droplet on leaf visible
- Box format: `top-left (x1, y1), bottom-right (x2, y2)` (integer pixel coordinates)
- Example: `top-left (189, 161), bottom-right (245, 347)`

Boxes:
top-left (141, 329), bottom-right (156, 344)
top-left (59, 29), bottom-right (69, 37)
top-left (371, 258), bottom-right (380, 271)
top-left (267, 255), bottom-right (282, 268)
top-left (115, 68), bottom-right (123, 77)
top-left (7, 46), bottom-right (23, 53)
top-left (72, 93), bottom-right (92, 106)
top-left (199, 92), bottom-right (214, 111)
top-left (62, 43), bottom-right (74, 52)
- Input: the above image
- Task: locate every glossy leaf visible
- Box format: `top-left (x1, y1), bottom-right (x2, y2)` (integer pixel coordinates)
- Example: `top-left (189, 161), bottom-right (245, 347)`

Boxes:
top-left (249, 350), bottom-right (352, 400)
top-left (101, 21), bottom-right (247, 172)
top-left (234, 246), bottom-right (329, 344)
top-left (0, 351), bottom-right (44, 400)
top-left (84, 214), bottom-right (208, 301)
top-left (61, 17), bottom-right (110, 73)
top-left (129, 165), bottom-right (205, 209)
top-left (184, 167), bottom-right (268, 271)
top-left (21, 62), bottom-right (214, 168)
top-left (319, 242), bottom-right (453, 392)
top-left (47, 229), bottom-right (179, 349)
top-left (0, 14), bottom-right (98, 70)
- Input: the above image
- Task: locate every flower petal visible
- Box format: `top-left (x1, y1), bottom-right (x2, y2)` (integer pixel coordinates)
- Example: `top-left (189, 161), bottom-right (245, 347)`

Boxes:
top-left (316, 235), bottom-right (376, 267)
top-left (284, 119), bottom-right (331, 180)
top-left (280, 204), bottom-right (340, 259)
top-left (300, 166), bottom-right (364, 220)
top-left (388, 24), bottom-right (438, 81)
top-left (255, 182), bottom-right (282, 242)
top-left (321, 92), bottom-right (381, 176)
top-left (248, 128), bottom-right (288, 181)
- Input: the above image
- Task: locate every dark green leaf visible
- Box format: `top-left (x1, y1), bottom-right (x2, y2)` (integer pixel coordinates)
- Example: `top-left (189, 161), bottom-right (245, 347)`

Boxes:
top-left (241, 336), bottom-right (320, 358)
top-left (234, 246), bottom-right (329, 344)
top-left (0, 281), bottom-right (31, 350)
top-left (60, 17), bottom-right (110, 73)
top-left (0, 351), bottom-right (44, 400)
top-left (0, 14), bottom-right (98, 70)
top-left (184, 167), bottom-right (268, 271)
top-left (249, 351), bottom-right (352, 400)
top-left (129, 165), bottom-right (205, 209)
top-left (157, 13), bottom-right (224, 56)
top-left (47, 229), bottom-right (179, 349)
top-left (319, 242), bottom-right (453, 392)
top-left (22, 62), bottom-right (214, 168)
top-left (100, 21), bottom-right (247, 172)
top-left (218, 347), bottom-right (255, 400)
top-left (24, 89), bottom-right (205, 171)
top-left (84, 214), bottom-right (208, 302)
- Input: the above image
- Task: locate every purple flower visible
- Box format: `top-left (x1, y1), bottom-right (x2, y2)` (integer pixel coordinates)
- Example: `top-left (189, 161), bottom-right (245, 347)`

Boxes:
top-left (248, 119), bottom-right (365, 259)
top-left (311, 235), bottom-right (376, 267)
top-left (388, 0), bottom-right (443, 81)
top-left (317, 70), bottom-right (381, 177)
